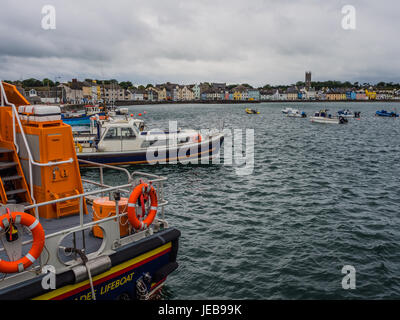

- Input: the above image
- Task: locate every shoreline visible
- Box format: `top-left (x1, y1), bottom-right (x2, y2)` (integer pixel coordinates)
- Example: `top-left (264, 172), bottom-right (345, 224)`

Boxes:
top-left (57, 99), bottom-right (400, 111)
top-left (58, 99), bottom-right (400, 111)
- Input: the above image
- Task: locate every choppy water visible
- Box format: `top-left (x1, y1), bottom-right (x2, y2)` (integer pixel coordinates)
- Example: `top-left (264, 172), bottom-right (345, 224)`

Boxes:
top-left (82, 102), bottom-right (400, 299)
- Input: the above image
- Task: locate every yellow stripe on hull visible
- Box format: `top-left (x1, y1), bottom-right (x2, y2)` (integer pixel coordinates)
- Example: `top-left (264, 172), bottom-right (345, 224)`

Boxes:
top-left (33, 242), bottom-right (172, 300)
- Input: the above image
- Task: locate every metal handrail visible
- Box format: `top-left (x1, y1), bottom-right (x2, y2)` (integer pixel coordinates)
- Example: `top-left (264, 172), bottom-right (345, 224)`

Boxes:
top-left (0, 172), bottom-right (169, 254)
top-left (24, 184), bottom-right (132, 211)
top-left (78, 159), bottom-right (132, 183)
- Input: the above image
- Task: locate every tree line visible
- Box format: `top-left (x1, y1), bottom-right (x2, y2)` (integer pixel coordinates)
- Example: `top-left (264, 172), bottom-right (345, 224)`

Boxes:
top-left (4, 78), bottom-right (400, 91)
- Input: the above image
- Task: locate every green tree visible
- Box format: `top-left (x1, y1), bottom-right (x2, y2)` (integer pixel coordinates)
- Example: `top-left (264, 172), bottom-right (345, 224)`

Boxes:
top-left (227, 84), bottom-right (238, 90)
top-left (22, 78), bottom-right (43, 88)
top-left (119, 81), bottom-right (133, 90)
top-left (43, 78), bottom-right (55, 87)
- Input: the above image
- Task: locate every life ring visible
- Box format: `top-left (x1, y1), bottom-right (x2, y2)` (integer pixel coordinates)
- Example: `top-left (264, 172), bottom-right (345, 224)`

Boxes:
top-left (127, 184), bottom-right (158, 230)
top-left (0, 212), bottom-right (45, 273)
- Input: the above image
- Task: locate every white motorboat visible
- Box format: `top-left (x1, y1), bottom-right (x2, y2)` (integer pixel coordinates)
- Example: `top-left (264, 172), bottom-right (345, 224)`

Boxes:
top-left (74, 116), bottom-right (225, 165)
top-left (337, 109), bottom-right (354, 118)
top-left (286, 109), bottom-right (307, 118)
top-left (310, 110), bottom-right (348, 124)
top-left (282, 107), bottom-right (296, 114)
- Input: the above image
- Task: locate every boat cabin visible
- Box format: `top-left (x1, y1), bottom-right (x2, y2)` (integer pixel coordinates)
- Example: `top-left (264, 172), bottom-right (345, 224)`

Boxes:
top-left (314, 110), bottom-right (332, 118)
top-left (96, 118), bottom-right (199, 153)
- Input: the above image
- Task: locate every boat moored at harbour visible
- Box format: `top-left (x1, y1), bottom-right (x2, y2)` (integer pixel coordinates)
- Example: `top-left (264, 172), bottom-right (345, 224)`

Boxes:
top-left (245, 108), bottom-right (260, 114)
top-left (61, 105), bottom-right (106, 126)
top-left (310, 109), bottom-right (348, 124)
top-left (74, 116), bottom-right (224, 166)
top-left (286, 109), bottom-right (307, 118)
top-left (337, 109), bottom-right (353, 118)
top-left (282, 107), bottom-right (296, 114)
top-left (375, 110), bottom-right (399, 117)
top-left (337, 109), bottom-right (361, 118)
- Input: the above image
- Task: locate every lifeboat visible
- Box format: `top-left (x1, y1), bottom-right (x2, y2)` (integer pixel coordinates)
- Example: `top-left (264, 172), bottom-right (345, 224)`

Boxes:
top-left (0, 81), bottom-right (180, 300)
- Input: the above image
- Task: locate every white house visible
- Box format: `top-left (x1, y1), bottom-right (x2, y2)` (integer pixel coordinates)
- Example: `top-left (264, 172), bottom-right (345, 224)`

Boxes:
top-left (28, 89), bottom-right (37, 97)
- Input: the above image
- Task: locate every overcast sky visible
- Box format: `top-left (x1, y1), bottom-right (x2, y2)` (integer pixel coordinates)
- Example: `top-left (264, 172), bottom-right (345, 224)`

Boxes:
top-left (0, 0), bottom-right (398, 86)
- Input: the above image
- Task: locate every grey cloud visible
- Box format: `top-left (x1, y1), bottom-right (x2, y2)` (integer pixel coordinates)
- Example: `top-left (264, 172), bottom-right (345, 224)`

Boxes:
top-left (0, 0), bottom-right (399, 85)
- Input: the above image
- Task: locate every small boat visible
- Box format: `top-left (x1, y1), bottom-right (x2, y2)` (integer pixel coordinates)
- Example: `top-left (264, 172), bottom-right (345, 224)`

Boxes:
top-left (245, 108), bottom-right (260, 114)
top-left (337, 109), bottom-right (354, 118)
top-left (282, 107), bottom-right (295, 114)
top-left (338, 110), bottom-right (361, 118)
top-left (286, 109), bottom-right (307, 118)
top-left (75, 116), bottom-right (225, 166)
top-left (375, 110), bottom-right (399, 117)
top-left (310, 109), bottom-right (348, 124)
top-left (62, 105), bottom-right (106, 126)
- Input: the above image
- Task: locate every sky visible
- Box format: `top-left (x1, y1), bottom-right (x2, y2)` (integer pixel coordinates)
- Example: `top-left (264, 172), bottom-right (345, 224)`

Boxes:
top-left (0, 0), bottom-right (398, 86)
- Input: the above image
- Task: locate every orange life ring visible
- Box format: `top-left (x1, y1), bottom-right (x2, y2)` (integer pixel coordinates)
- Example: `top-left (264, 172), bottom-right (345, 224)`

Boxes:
top-left (194, 134), bottom-right (202, 143)
top-left (127, 184), bottom-right (158, 230)
top-left (0, 212), bottom-right (45, 273)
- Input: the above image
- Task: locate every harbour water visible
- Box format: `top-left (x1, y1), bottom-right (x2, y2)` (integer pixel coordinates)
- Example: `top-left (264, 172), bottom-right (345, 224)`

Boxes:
top-left (81, 102), bottom-right (400, 299)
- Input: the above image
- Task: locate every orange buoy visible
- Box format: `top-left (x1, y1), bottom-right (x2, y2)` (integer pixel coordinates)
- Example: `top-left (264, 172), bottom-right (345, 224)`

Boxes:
top-left (193, 133), bottom-right (202, 143)
top-left (127, 184), bottom-right (158, 230)
top-left (0, 212), bottom-right (45, 273)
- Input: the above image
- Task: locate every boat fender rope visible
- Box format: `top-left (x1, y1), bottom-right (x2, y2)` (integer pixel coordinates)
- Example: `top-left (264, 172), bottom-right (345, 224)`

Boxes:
top-left (65, 247), bottom-right (96, 300)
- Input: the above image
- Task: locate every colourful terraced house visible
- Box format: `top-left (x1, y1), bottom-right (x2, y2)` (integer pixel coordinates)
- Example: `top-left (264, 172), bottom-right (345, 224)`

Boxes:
top-left (247, 89), bottom-right (260, 101)
top-left (365, 89), bottom-right (377, 100)
top-left (346, 91), bottom-right (357, 100)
